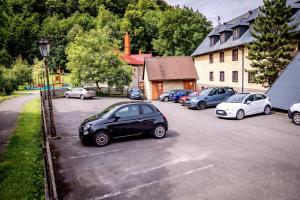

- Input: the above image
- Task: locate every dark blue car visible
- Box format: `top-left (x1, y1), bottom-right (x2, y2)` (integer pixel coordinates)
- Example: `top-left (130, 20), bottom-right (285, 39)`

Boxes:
top-left (174, 90), bottom-right (193, 103)
top-left (188, 87), bottom-right (235, 110)
top-left (159, 89), bottom-right (183, 102)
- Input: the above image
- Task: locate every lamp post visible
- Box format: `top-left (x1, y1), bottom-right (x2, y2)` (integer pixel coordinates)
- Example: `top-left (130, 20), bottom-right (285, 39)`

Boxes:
top-left (39, 39), bottom-right (56, 137)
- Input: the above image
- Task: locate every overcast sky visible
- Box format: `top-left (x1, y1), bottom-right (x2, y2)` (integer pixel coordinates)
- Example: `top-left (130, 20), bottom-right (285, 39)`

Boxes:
top-left (165, 0), bottom-right (263, 26)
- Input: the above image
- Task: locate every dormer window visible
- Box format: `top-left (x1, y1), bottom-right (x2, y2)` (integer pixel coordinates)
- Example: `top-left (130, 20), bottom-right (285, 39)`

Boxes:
top-left (210, 36), bottom-right (220, 47)
top-left (233, 28), bottom-right (240, 40)
top-left (220, 33), bottom-right (226, 44)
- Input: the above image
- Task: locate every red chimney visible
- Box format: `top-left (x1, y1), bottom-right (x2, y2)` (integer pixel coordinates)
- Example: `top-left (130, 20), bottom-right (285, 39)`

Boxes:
top-left (124, 32), bottom-right (131, 55)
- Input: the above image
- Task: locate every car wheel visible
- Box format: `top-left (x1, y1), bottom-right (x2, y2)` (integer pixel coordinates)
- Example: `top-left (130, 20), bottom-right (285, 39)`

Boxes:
top-left (94, 132), bottom-right (110, 147)
top-left (293, 112), bottom-right (300, 125)
top-left (236, 109), bottom-right (245, 120)
top-left (153, 125), bottom-right (167, 139)
top-left (80, 95), bottom-right (85, 100)
top-left (164, 97), bottom-right (169, 102)
top-left (264, 105), bottom-right (271, 115)
top-left (197, 101), bottom-right (206, 110)
top-left (65, 94), bottom-right (69, 98)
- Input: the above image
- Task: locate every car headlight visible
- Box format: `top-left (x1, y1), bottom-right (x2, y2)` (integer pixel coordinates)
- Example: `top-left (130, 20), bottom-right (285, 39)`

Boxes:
top-left (83, 124), bottom-right (91, 135)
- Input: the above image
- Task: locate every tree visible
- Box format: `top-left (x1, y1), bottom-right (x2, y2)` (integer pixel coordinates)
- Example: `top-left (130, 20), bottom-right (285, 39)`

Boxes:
top-left (32, 58), bottom-right (45, 85)
top-left (0, 66), bottom-right (16, 95)
top-left (0, 0), bottom-right (10, 50)
top-left (153, 6), bottom-right (212, 56)
top-left (66, 27), bottom-right (132, 90)
top-left (247, 0), bottom-right (298, 87)
top-left (11, 56), bottom-right (32, 86)
top-left (121, 0), bottom-right (161, 53)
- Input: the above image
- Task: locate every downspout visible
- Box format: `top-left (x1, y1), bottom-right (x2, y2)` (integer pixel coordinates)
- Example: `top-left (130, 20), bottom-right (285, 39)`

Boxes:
top-left (239, 46), bottom-right (245, 93)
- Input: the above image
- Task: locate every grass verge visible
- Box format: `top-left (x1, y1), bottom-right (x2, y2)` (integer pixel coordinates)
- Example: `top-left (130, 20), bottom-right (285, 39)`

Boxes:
top-left (0, 93), bottom-right (23, 103)
top-left (0, 98), bottom-right (44, 199)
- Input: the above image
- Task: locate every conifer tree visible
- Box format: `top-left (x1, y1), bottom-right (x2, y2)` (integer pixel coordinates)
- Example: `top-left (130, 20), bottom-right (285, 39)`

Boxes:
top-left (247, 0), bottom-right (297, 87)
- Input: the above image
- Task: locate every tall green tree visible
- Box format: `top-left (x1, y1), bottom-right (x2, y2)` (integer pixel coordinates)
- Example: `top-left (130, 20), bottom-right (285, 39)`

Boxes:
top-left (247, 0), bottom-right (298, 87)
top-left (153, 6), bottom-right (212, 56)
top-left (66, 27), bottom-right (131, 89)
top-left (0, 0), bottom-right (10, 50)
top-left (11, 56), bottom-right (32, 86)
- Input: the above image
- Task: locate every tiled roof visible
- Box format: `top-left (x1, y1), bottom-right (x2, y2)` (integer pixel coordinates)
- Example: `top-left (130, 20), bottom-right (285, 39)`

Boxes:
top-left (145, 56), bottom-right (198, 81)
top-left (121, 54), bottom-right (152, 65)
top-left (192, 0), bottom-right (300, 57)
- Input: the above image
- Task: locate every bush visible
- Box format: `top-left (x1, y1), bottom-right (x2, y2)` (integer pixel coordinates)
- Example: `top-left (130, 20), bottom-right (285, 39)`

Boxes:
top-left (0, 66), bottom-right (17, 95)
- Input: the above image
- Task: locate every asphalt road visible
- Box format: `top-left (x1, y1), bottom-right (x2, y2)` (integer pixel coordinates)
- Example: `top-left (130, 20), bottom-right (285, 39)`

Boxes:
top-left (0, 93), bottom-right (38, 154)
top-left (51, 97), bottom-right (300, 200)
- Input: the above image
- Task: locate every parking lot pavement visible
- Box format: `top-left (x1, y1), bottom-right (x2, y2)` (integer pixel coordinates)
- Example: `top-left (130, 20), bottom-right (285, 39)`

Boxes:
top-left (51, 97), bottom-right (300, 200)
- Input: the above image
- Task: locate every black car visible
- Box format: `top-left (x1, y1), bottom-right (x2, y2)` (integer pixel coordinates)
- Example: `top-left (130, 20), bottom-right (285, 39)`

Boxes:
top-left (79, 101), bottom-right (168, 146)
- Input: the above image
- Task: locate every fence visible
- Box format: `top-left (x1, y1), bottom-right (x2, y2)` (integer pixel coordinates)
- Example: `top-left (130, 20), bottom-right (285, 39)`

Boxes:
top-left (40, 91), bottom-right (58, 200)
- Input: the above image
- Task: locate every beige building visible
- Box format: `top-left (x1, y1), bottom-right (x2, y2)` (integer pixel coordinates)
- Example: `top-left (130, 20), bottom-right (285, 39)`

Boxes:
top-left (144, 57), bottom-right (198, 100)
top-left (192, 6), bottom-right (299, 93)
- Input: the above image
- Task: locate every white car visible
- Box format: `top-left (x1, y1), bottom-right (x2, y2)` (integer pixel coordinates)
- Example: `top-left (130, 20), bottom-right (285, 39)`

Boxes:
top-left (215, 93), bottom-right (272, 120)
top-left (288, 103), bottom-right (300, 125)
top-left (64, 87), bottom-right (96, 100)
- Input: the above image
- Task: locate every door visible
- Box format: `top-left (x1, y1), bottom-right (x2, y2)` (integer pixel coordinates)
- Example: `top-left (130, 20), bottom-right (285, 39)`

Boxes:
top-left (69, 88), bottom-right (76, 97)
top-left (139, 104), bottom-right (157, 131)
top-left (206, 88), bottom-right (219, 106)
top-left (244, 94), bottom-right (257, 115)
top-left (255, 94), bottom-right (266, 113)
top-left (109, 105), bottom-right (142, 137)
top-left (214, 88), bottom-right (228, 105)
top-left (183, 80), bottom-right (195, 90)
top-left (152, 81), bottom-right (163, 100)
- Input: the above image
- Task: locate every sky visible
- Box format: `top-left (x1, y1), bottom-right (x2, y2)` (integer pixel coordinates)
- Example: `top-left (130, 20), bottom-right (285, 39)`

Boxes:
top-left (164, 0), bottom-right (263, 26)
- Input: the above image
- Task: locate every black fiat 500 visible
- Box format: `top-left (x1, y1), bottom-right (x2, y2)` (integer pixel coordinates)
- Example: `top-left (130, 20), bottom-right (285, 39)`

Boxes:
top-left (79, 101), bottom-right (168, 147)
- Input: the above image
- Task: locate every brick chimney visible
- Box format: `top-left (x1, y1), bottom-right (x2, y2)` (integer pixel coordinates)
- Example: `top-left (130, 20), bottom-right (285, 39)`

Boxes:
top-left (124, 32), bottom-right (131, 55)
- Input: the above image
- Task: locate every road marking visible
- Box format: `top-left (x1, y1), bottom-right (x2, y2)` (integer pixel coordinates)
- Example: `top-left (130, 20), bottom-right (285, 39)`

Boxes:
top-left (64, 149), bottom-right (119, 161)
top-left (123, 153), bottom-right (209, 179)
top-left (93, 164), bottom-right (214, 200)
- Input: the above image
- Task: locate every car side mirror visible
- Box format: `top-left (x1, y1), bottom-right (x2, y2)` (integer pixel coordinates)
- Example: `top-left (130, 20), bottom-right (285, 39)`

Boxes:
top-left (114, 114), bottom-right (121, 121)
top-left (246, 100), bottom-right (252, 104)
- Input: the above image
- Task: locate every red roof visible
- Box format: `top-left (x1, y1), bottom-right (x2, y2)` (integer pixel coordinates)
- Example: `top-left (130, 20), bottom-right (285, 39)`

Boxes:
top-left (121, 54), bottom-right (152, 65)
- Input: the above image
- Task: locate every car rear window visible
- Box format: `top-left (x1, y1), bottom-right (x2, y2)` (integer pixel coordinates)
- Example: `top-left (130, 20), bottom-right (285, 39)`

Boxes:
top-left (141, 105), bottom-right (154, 114)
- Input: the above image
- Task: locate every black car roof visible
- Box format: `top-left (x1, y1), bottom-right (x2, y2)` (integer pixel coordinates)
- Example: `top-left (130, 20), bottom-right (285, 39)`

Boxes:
top-left (112, 101), bottom-right (152, 107)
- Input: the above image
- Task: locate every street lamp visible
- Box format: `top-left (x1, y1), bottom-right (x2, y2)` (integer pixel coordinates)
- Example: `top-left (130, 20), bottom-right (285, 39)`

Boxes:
top-left (39, 39), bottom-right (57, 138)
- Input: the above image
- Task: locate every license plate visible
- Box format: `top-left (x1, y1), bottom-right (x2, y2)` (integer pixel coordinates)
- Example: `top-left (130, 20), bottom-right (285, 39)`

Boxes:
top-left (217, 110), bottom-right (225, 114)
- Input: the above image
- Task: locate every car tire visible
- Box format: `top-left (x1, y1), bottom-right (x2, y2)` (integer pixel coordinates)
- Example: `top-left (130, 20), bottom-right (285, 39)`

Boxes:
top-left (164, 97), bottom-right (169, 102)
top-left (236, 109), bottom-right (245, 120)
top-left (94, 132), bottom-right (110, 147)
top-left (65, 94), bottom-right (69, 98)
top-left (197, 101), bottom-right (206, 110)
top-left (80, 95), bottom-right (85, 100)
top-left (292, 112), bottom-right (300, 125)
top-left (152, 125), bottom-right (167, 139)
top-left (264, 105), bottom-right (271, 115)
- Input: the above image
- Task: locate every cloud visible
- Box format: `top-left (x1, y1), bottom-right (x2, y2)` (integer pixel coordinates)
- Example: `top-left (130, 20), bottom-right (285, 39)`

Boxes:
top-left (165, 0), bottom-right (263, 26)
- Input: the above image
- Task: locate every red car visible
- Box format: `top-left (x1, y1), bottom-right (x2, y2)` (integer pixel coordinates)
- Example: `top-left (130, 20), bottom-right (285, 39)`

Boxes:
top-left (179, 92), bottom-right (200, 105)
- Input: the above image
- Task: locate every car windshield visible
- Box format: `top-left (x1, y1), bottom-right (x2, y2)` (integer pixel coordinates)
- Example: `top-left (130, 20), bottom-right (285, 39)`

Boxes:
top-left (190, 92), bottom-right (199, 97)
top-left (200, 88), bottom-right (213, 96)
top-left (85, 88), bottom-right (95, 91)
top-left (97, 104), bottom-right (119, 119)
top-left (132, 91), bottom-right (140, 95)
top-left (226, 94), bottom-right (248, 103)
top-left (131, 88), bottom-right (140, 92)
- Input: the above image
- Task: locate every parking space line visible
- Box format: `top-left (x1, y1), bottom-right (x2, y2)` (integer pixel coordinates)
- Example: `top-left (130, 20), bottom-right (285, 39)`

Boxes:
top-left (93, 164), bottom-right (214, 200)
top-left (64, 150), bottom-right (119, 161)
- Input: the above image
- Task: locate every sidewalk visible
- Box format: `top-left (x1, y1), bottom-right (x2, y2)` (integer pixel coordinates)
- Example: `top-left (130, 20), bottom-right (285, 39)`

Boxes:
top-left (0, 93), bottom-right (38, 154)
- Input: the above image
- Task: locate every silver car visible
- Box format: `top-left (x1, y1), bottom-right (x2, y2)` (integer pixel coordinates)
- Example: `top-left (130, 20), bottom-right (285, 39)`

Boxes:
top-left (64, 87), bottom-right (96, 100)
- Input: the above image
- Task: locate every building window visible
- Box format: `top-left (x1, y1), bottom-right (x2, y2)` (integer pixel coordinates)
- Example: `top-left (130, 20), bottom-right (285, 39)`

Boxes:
top-left (220, 52), bottom-right (224, 62)
top-left (220, 33), bottom-right (225, 44)
top-left (209, 54), bottom-right (214, 63)
top-left (220, 71), bottom-right (225, 82)
top-left (232, 71), bottom-right (238, 82)
top-left (233, 28), bottom-right (239, 40)
top-left (232, 49), bottom-right (238, 61)
top-left (248, 72), bottom-right (256, 83)
top-left (209, 72), bottom-right (214, 81)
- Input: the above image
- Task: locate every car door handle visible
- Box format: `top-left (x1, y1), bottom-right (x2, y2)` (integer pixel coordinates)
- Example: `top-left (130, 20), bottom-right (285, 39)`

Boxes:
top-left (204, 98), bottom-right (208, 100)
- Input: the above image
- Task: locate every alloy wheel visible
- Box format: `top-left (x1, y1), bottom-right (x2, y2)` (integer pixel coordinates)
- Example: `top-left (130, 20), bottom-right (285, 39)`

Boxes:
top-left (164, 97), bottom-right (169, 102)
top-left (236, 110), bottom-right (245, 120)
top-left (264, 106), bottom-right (271, 115)
top-left (153, 125), bottom-right (166, 139)
top-left (293, 112), bottom-right (300, 125)
top-left (65, 94), bottom-right (69, 98)
top-left (197, 101), bottom-right (206, 110)
top-left (94, 132), bottom-right (109, 147)
top-left (80, 95), bottom-right (85, 100)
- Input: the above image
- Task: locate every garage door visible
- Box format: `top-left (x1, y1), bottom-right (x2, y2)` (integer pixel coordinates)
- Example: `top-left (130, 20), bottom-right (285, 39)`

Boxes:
top-left (183, 80), bottom-right (196, 90)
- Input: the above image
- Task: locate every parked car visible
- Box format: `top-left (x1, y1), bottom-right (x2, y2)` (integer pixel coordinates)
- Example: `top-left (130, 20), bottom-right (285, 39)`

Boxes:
top-left (79, 101), bottom-right (168, 146)
top-left (127, 87), bottom-right (141, 97)
top-left (64, 87), bottom-right (96, 100)
top-left (130, 90), bottom-right (144, 100)
top-left (215, 93), bottom-right (272, 120)
top-left (288, 103), bottom-right (300, 125)
top-left (180, 92), bottom-right (200, 106)
top-left (188, 87), bottom-right (235, 110)
top-left (174, 90), bottom-right (193, 103)
top-left (159, 89), bottom-right (183, 102)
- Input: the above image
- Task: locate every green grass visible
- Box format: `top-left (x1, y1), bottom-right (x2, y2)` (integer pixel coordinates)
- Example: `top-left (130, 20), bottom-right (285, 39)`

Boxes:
top-left (0, 98), bottom-right (44, 200)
